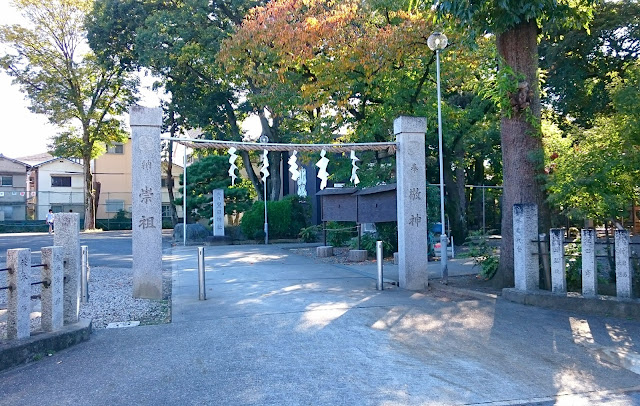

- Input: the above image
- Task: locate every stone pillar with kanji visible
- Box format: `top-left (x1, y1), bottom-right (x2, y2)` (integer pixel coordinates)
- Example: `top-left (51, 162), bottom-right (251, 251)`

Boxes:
top-left (130, 106), bottom-right (163, 299)
top-left (395, 116), bottom-right (429, 290)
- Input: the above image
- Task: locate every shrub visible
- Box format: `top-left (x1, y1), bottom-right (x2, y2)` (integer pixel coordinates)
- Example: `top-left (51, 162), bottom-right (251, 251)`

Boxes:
top-left (350, 234), bottom-right (395, 257)
top-left (299, 225), bottom-right (320, 242)
top-left (464, 230), bottom-right (499, 279)
top-left (240, 195), bottom-right (310, 240)
top-left (325, 221), bottom-right (356, 247)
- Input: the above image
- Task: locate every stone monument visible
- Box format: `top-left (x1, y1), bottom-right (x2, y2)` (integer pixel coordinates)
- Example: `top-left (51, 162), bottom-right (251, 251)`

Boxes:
top-left (395, 116), bottom-right (429, 290)
top-left (130, 106), bottom-right (163, 299)
top-left (213, 189), bottom-right (225, 237)
top-left (54, 213), bottom-right (81, 324)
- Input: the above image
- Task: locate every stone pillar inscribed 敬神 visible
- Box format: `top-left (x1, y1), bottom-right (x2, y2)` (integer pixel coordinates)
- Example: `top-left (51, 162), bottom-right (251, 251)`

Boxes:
top-left (395, 116), bottom-right (429, 290)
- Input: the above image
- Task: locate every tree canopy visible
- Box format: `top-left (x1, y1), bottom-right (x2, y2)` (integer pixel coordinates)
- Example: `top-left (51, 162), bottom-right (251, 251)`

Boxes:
top-left (0, 0), bottom-right (138, 228)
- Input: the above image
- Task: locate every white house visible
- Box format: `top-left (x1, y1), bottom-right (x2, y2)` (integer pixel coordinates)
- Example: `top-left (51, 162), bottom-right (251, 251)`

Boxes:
top-left (30, 157), bottom-right (84, 220)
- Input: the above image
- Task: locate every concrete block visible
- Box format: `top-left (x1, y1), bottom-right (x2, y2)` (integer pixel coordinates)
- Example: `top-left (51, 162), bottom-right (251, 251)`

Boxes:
top-left (316, 246), bottom-right (333, 258)
top-left (348, 250), bottom-right (368, 262)
top-left (615, 230), bottom-right (632, 298)
top-left (6, 248), bottom-right (30, 340)
top-left (54, 213), bottom-right (81, 324)
top-left (581, 229), bottom-right (597, 297)
top-left (395, 116), bottom-right (429, 290)
top-left (41, 246), bottom-right (64, 332)
top-left (513, 204), bottom-right (538, 291)
top-left (130, 105), bottom-right (163, 299)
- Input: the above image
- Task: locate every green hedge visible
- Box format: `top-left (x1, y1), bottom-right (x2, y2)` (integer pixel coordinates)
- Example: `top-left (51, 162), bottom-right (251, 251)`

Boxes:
top-left (241, 195), bottom-right (310, 240)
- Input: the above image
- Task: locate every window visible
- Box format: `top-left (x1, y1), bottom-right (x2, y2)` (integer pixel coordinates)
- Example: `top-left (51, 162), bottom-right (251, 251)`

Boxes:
top-left (106, 199), bottom-right (125, 213)
top-left (162, 204), bottom-right (172, 218)
top-left (107, 143), bottom-right (124, 154)
top-left (161, 177), bottom-right (167, 188)
top-left (51, 176), bottom-right (72, 187)
top-left (0, 176), bottom-right (12, 187)
top-left (0, 205), bottom-right (13, 218)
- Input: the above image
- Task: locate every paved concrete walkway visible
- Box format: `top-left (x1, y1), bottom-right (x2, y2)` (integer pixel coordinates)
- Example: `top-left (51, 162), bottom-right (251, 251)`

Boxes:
top-left (1, 244), bottom-right (640, 405)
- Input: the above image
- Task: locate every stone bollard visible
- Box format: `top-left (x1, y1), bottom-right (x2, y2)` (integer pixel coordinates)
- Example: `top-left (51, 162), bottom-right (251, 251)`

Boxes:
top-left (550, 229), bottom-right (566, 294)
top-left (41, 246), bottom-right (64, 332)
top-left (316, 246), bottom-right (333, 258)
top-left (348, 249), bottom-right (368, 262)
top-left (393, 252), bottom-right (399, 265)
top-left (7, 248), bottom-right (30, 339)
top-left (581, 229), bottom-right (597, 297)
top-left (513, 204), bottom-right (539, 291)
top-left (54, 213), bottom-right (81, 324)
top-left (615, 230), bottom-right (632, 299)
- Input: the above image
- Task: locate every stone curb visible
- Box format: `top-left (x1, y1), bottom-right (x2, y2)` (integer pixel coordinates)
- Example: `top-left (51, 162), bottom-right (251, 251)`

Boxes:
top-left (502, 288), bottom-right (640, 320)
top-left (428, 281), bottom-right (499, 301)
top-left (0, 319), bottom-right (91, 372)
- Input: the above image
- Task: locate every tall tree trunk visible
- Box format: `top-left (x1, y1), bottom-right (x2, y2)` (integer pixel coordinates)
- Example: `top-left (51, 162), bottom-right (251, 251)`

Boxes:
top-left (470, 157), bottom-right (485, 230)
top-left (83, 155), bottom-right (95, 230)
top-left (166, 139), bottom-right (179, 227)
top-left (494, 20), bottom-right (550, 288)
top-left (165, 110), bottom-right (179, 227)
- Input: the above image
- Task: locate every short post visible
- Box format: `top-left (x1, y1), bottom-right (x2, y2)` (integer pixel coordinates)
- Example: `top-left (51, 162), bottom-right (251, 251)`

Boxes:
top-left (198, 247), bottom-right (206, 300)
top-left (81, 245), bottom-right (89, 303)
top-left (513, 204), bottom-right (539, 291)
top-left (450, 236), bottom-right (455, 259)
top-left (54, 213), bottom-right (81, 324)
top-left (41, 246), bottom-right (64, 332)
top-left (376, 241), bottom-right (384, 291)
top-left (7, 248), bottom-right (30, 339)
top-left (615, 229), bottom-right (632, 298)
top-left (581, 229), bottom-right (597, 297)
top-left (550, 229), bottom-right (566, 294)
top-left (357, 224), bottom-right (362, 250)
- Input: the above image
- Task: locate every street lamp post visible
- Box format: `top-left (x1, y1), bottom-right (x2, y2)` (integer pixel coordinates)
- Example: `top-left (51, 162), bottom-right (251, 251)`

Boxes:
top-left (428, 31), bottom-right (449, 284)
top-left (259, 134), bottom-right (269, 245)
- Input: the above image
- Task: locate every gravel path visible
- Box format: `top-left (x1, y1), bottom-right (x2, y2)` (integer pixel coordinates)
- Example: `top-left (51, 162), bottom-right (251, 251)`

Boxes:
top-left (0, 266), bottom-right (171, 338)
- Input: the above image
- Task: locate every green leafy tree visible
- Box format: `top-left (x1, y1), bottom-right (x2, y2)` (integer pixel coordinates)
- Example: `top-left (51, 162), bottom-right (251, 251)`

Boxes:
top-left (0, 0), bottom-right (137, 229)
top-left (545, 60), bottom-right (640, 223)
top-left (434, 0), bottom-right (598, 287)
top-left (175, 155), bottom-right (252, 224)
top-left (540, 0), bottom-right (640, 130)
top-left (86, 0), bottom-right (268, 200)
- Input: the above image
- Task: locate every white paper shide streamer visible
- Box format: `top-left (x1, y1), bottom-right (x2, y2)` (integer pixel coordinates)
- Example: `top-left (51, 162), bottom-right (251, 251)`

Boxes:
top-left (349, 150), bottom-right (360, 185)
top-left (316, 149), bottom-right (329, 190)
top-left (228, 147), bottom-right (238, 185)
top-left (288, 150), bottom-right (300, 181)
top-left (260, 149), bottom-right (270, 181)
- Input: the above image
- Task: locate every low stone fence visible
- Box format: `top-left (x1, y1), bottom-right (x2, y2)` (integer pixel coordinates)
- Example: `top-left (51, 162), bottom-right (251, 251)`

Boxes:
top-left (508, 204), bottom-right (638, 317)
top-left (1, 213), bottom-right (84, 341)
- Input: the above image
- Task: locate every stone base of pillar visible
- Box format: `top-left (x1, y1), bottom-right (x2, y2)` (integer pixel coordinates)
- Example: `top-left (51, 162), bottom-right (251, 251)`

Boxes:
top-left (348, 250), bottom-right (368, 262)
top-left (316, 246), bottom-right (333, 257)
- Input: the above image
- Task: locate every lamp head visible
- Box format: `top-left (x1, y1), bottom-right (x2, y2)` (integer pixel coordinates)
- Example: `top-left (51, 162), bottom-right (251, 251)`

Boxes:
top-left (259, 134), bottom-right (269, 143)
top-left (427, 31), bottom-right (448, 51)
